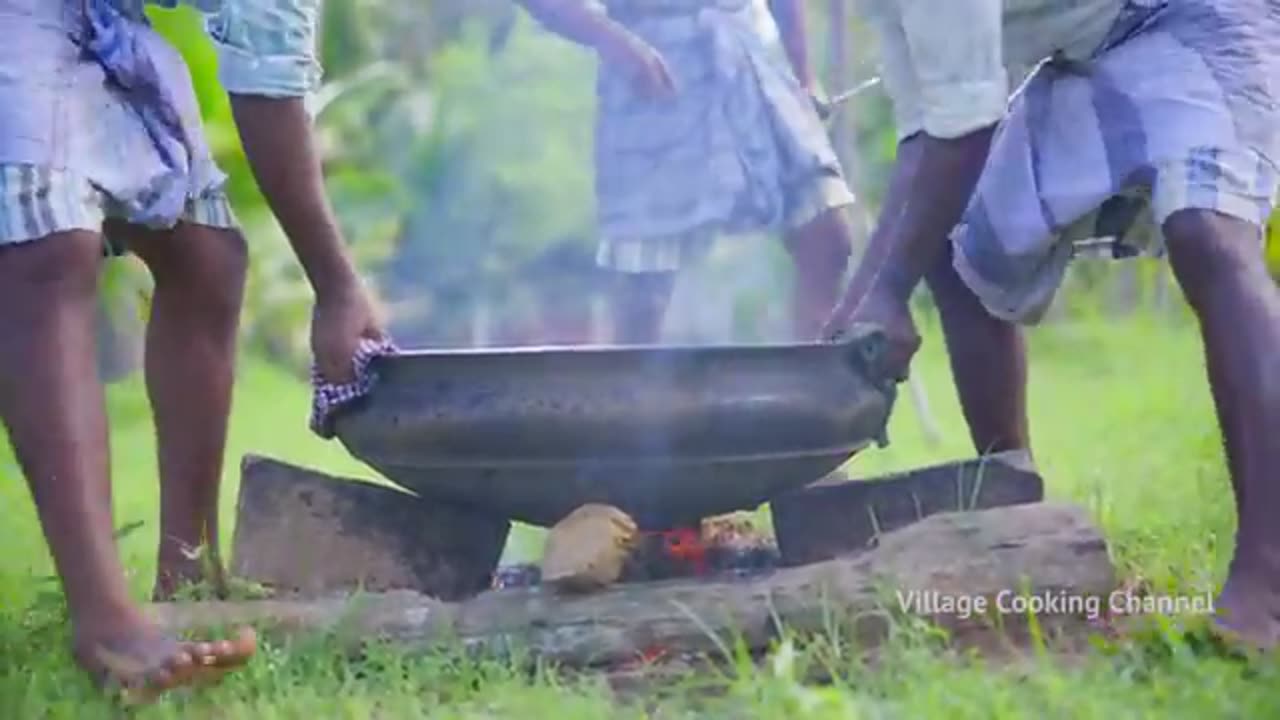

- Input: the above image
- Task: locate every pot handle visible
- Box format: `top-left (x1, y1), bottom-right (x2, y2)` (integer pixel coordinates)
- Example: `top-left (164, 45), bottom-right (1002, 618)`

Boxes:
top-left (841, 323), bottom-right (897, 449)
top-left (841, 323), bottom-right (889, 380)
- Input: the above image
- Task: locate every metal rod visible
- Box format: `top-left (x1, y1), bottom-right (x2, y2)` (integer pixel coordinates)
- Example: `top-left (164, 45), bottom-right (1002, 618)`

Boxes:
top-left (828, 76), bottom-right (882, 106)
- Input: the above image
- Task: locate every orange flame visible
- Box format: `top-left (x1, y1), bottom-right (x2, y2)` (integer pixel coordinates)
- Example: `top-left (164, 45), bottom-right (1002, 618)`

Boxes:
top-left (658, 528), bottom-right (708, 575)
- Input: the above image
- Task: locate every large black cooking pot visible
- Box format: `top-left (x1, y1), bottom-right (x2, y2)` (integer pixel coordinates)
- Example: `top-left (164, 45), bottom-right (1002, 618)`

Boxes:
top-left (332, 325), bottom-right (896, 529)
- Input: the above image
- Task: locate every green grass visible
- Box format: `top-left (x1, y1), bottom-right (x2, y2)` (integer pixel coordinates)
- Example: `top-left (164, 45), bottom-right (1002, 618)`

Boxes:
top-left (3, 310), bottom-right (1278, 717)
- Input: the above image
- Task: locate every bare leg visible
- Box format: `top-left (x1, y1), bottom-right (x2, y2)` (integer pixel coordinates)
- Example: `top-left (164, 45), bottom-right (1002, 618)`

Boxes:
top-left (783, 208), bottom-right (853, 341)
top-left (1162, 209), bottom-right (1280, 649)
top-left (0, 231), bottom-right (254, 701)
top-left (109, 221), bottom-right (248, 600)
top-left (609, 271), bottom-right (676, 344)
top-left (925, 244), bottom-right (1031, 455)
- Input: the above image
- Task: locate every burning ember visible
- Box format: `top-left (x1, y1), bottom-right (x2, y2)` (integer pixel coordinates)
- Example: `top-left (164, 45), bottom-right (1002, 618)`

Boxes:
top-left (491, 513), bottom-right (780, 590)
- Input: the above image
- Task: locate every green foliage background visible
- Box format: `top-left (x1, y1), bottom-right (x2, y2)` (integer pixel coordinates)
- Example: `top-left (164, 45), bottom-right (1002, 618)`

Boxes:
top-left (95, 0), bottom-right (1198, 375)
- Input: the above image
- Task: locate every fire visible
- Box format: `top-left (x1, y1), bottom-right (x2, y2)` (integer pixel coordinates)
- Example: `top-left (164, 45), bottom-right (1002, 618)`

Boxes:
top-left (491, 512), bottom-right (779, 589)
top-left (642, 513), bottom-right (775, 578)
top-left (651, 527), bottom-right (709, 575)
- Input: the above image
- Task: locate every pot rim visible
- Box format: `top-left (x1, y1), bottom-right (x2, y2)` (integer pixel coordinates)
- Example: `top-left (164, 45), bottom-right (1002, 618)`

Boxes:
top-left (379, 325), bottom-right (887, 361)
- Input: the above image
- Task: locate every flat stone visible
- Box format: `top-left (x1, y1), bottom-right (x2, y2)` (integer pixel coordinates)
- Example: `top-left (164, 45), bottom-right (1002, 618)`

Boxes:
top-left (230, 455), bottom-right (510, 601)
top-left (770, 450), bottom-right (1044, 566)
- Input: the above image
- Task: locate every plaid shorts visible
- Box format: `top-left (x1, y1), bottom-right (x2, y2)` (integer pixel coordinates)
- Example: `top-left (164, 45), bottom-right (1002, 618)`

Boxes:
top-left (950, 0), bottom-right (1280, 323)
top-left (592, 2), bottom-right (855, 275)
top-left (596, 173), bottom-right (854, 274)
top-left (0, 164), bottom-right (237, 252)
top-left (1, 2), bottom-right (238, 250)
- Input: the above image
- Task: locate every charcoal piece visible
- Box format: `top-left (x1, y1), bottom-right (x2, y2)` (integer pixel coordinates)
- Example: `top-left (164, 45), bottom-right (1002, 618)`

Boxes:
top-left (491, 564), bottom-right (542, 590)
top-left (771, 451), bottom-right (1044, 566)
top-left (618, 526), bottom-right (780, 583)
top-left (620, 529), bottom-right (705, 582)
top-left (230, 455), bottom-right (510, 601)
top-left (707, 545), bottom-right (781, 579)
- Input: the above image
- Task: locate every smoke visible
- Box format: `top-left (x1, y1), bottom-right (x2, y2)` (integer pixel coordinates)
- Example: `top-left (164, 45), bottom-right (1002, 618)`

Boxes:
top-left (374, 1), bottom-right (870, 351)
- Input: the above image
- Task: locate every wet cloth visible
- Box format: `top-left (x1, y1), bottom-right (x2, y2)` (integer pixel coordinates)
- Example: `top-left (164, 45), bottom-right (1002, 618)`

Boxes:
top-left (0, 0), bottom-right (321, 246)
top-left (309, 337), bottom-right (399, 439)
top-left (943, 0), bottom-right (1280, 322)
top-left (593, 0), bottom-right (855, 273)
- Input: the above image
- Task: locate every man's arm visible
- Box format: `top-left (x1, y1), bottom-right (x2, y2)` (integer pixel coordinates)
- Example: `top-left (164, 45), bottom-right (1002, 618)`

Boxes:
top-left (876, 130), bottom-right (995, 294)
top-left (516, 0), bottom-right (676, 97)
top-left (842, 0), bottom-right (1004, 302)
top-left (205, 0), bottom-right (359, 300)
top-left (205, 0), bottom-right (382, 382)
top-left (832, 128), bottom-right (995, 318)
top-left (228, 97), bottom-right (360, 298)
top-left (767, 0), bottom-right (813, 89)
top-left (516, 0), bottom-right (632, 49)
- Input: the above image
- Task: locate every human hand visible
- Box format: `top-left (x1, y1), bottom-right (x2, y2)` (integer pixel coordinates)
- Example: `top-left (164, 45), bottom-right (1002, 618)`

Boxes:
top-left (820, 287), bottom-right (921, 384)
top-left (598, 31), bottom-right (677, 99)
top-left (310, 283), bottom-right (387, 384)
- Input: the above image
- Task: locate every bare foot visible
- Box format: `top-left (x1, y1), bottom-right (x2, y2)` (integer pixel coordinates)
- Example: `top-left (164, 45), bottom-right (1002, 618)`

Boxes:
top-left (74, 622), bottom-right (256, 705)
top-left (823, 287), bottom-right (921, 382)
top-left (1210, 571), bottom-right (1280, 653)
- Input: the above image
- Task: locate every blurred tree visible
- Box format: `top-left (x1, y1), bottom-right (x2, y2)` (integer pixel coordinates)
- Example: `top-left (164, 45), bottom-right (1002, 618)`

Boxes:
top-left (377, 16), bottom-right (597, 345)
